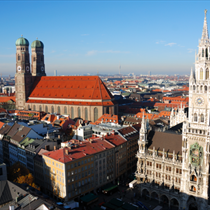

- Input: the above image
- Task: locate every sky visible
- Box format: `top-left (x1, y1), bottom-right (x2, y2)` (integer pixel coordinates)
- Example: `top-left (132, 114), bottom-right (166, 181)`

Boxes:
top-left (1, 1), bottom-right (210, 76)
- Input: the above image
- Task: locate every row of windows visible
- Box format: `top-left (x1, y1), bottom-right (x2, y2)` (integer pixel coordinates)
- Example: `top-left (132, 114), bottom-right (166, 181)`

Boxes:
top-left (193, 113), bottom-right (204, 122)
top-left (29, 105), bottom-right (98, 121)
top-left (199, 68), bottom-right (209, 80)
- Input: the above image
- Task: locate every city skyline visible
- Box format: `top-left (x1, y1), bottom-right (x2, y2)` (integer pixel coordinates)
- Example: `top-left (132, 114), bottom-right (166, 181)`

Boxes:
top-left (0, 1), bottom-right (209, 76)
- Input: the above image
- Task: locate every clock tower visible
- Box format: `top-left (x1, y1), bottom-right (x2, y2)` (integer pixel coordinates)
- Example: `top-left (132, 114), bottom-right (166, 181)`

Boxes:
top-left (181, 10), bottom-right (210, 209)
top-left (15, 36), bottom-right (32, 110)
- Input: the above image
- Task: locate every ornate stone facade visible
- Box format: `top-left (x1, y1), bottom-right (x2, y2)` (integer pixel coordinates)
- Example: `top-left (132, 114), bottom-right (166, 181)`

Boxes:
top-left (136, 10), bottom-right (210, 210)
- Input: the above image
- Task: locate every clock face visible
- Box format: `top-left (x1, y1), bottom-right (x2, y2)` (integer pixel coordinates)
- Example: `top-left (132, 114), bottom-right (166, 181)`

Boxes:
top-left (17, 66), bottom-right (21, 71)
top-left (196, 97), bottom-right (204, 106)
top-left (41, 66), bottom-right (44, 71)
top-left (26, 66), bottom-right (29, 71)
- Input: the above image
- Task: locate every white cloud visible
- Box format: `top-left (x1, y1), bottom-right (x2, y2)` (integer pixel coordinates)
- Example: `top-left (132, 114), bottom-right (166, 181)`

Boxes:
top-left (0, 54), bottom-right (15, 58)
top-left (86, 50), bottom-right (130, 56)
top-left (165, 43), bottom-right (176, 47)
top-left (188, 48), bottom-right (194, 53)
top-left (51, 50), bottom-right (56, 53)
top-left (86, 50), bottom-right (98, 56)
top-left (156, 40), bottom-right (165, 44)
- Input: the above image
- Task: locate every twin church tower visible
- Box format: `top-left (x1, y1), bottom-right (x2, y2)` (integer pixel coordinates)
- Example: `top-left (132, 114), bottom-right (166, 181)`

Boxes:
top-left (15, 37), bottom-right (46, 109)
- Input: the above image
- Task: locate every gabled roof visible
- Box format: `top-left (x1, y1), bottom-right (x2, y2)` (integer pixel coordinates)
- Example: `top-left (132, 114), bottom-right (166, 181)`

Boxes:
top-left (28, 76), bottom-right (113, 101)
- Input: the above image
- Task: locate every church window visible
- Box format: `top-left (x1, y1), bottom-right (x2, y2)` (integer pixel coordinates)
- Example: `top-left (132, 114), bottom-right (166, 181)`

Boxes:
top-left (205, 85), bottom-right (207, 92)
top-left (206, 48), bottom-right (208, 58)
top-left (78, 107), bottom-right (81, 118)
top-left (71, 107), bottom-right (74, 119)
top-left (85, 108), bottom-right (88, 120)
top-left (194, 113), bottom-right (197, 122)
top-left (206, 69), bottom-right (209, 79)
top-left (193, 85), bottom-right (195, 91)
top-left (33, 57), bottom-right (35, 62)
top-left (33, 105), bottom-right (36, 111)
top-left (39, 105), bottom-right (42, 111)
top-left (202, 49), bottom-right (204, 57)
top-left (18, 55), bottom-right (20, 60)
top-left (200, 68), bottom-right (203, 80)
top-left (106, 107), bottom-right (109, 114)
top-left (64, 106), bottom-right (67, 115)
top-left (94, 107), bottom-right (98, 122)
top-left (200, 85), bottom-right (203, 92)
top-left (45, 106), bottom-right (48, 113)
top-left (57, 106), bottom-right (60, 114)
top-left (51, 106), bottom-right (54, 113)
top-left (201, 114), bottom-right (204, 122)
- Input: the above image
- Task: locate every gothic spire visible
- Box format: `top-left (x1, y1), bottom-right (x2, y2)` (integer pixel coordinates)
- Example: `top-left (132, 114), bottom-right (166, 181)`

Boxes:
top-left (201, 9), bottom-right (209, 41)
top-left (140, 112), bottom-right (146, 133)
top-left (189, 67), bottom-right (195, 82)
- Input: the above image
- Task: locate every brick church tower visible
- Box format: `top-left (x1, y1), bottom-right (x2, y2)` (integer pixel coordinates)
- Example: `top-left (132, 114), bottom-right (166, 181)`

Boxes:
top-left (15, 36), bottom-right (32, 110)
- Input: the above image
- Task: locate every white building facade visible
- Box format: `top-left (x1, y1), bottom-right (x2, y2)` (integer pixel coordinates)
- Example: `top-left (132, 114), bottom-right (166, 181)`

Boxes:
top-left (136, 10), bottom-right (210, 210)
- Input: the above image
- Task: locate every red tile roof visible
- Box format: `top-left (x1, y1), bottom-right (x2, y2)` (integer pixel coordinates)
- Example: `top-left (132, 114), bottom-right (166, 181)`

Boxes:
top-left (42, 137), bottom-right (115, 163)
top-left (0, 96), bottom-right (16, 103)
top-left (28, 76), bottom-right (113, 103)
top-left (104, 133), bottom-right (127, 146)
top-left (94, 114), bottom-right (119, 125)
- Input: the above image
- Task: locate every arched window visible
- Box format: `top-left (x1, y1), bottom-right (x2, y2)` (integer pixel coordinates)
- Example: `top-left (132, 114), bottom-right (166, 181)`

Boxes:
top-left (45, 106), bottom-right (48, 113)
top-left (18, 55), bottom-right (20, 61)
top-left (64, 106), bottom-right (67, 115)
top-left (206, 48), bottom-right (208, 58)
top-left (57, 106), bottom-right (60, 114)
top-left (94, 107), bottom-right (98, 122)
top-left (206, 69), bottom-right (209, 79)
top-left (106, 107), bottom-right (109, 114)
top-left (193, 85), bottom-right (195, 91)
top-left (194, 113), bottom-right (197, 122)
top-left (39, 105), bottom-right (42, 111)
top-left (71, 107), bottom-right (74, 119)
top-left (202, 49), bottom-right (204, 57)
top-left (200, 85), bottom-right (203, 92)
top-left (200, 68), bottom-right (203, 80)
top-left (205, 85), bottom-right (207, 92)
top-left (78, 107), bottom-right (81, 118)
top-left (33, 105), bottom-right (36, 111)
top-left (201, 114), bottom-right (204, 122)
top-left (85, 108), bottom-right (88, 120)
top-left (51, 106), bottom-right (54, 113)
top-left (28, 105), bottom-right (30, 110)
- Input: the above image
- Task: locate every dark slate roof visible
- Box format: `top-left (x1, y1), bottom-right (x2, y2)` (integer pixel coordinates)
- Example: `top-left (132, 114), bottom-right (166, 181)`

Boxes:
top-left (0, 180), bottom-right (27, 205)
top-left (165, 122), bottom-right (183, 135)
top-left (147, 130), bottom-right (182, 154)
top-left (0, 125), bottom-right (12, 135)
top-left (25, 139), bottom-right (45, 152)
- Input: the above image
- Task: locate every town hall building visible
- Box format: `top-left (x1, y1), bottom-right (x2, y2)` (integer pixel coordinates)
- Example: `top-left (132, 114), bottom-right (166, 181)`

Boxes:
top-left (136, 10), bottom-right (210, 210)
top-left (15, 38), bottom-right (117, 122)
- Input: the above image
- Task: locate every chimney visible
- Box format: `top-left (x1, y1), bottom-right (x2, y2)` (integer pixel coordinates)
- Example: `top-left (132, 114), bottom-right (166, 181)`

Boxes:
top-left (65, 149), bottom-right (69, 155)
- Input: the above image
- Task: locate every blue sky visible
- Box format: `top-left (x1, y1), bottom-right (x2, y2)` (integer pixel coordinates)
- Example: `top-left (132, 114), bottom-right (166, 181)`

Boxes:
top-left (1, 1), bottom-right (210, 76)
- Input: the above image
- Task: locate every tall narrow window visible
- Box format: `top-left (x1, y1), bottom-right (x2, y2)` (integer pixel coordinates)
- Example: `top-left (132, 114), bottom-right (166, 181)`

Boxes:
top-left (64, 106), bottom-right (67, 115)
top-left (45, 106), bottom-right (48, 113)
top-left (51, 106), bottom-right (54, 113)
top-left (206, 69), bottom-right (209, 79)
top-left (85, 108), bottom-right (88, 120)
top-left (78, 107), bottom-right (81, 118)
top-left (194, 113), bottom-right (197, 122)
top-left (57, 106), bottom-right (60, 114)
top-left (200, 68), bottom-right (203, 80)
top-left (202, 49), bottom-right (204, 57)
top-left (201, 114), bottom-right (204, 123)
top-left (28, 105), bottom-right (30, 110)
top-left (106, 107), bottom-right (109, 114)
top-left (39, 105), bottom-right (42, 111)
top-left (71, 107), bottom-right (74, 119)
top-left (206, 48), bottom-right (208, 58)
top-left (94, 107), bottom-right (98, 122)
top-left (33, 105), bottom-right (36, 111)
top-left (18, 55), bottom-right (20, 60)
